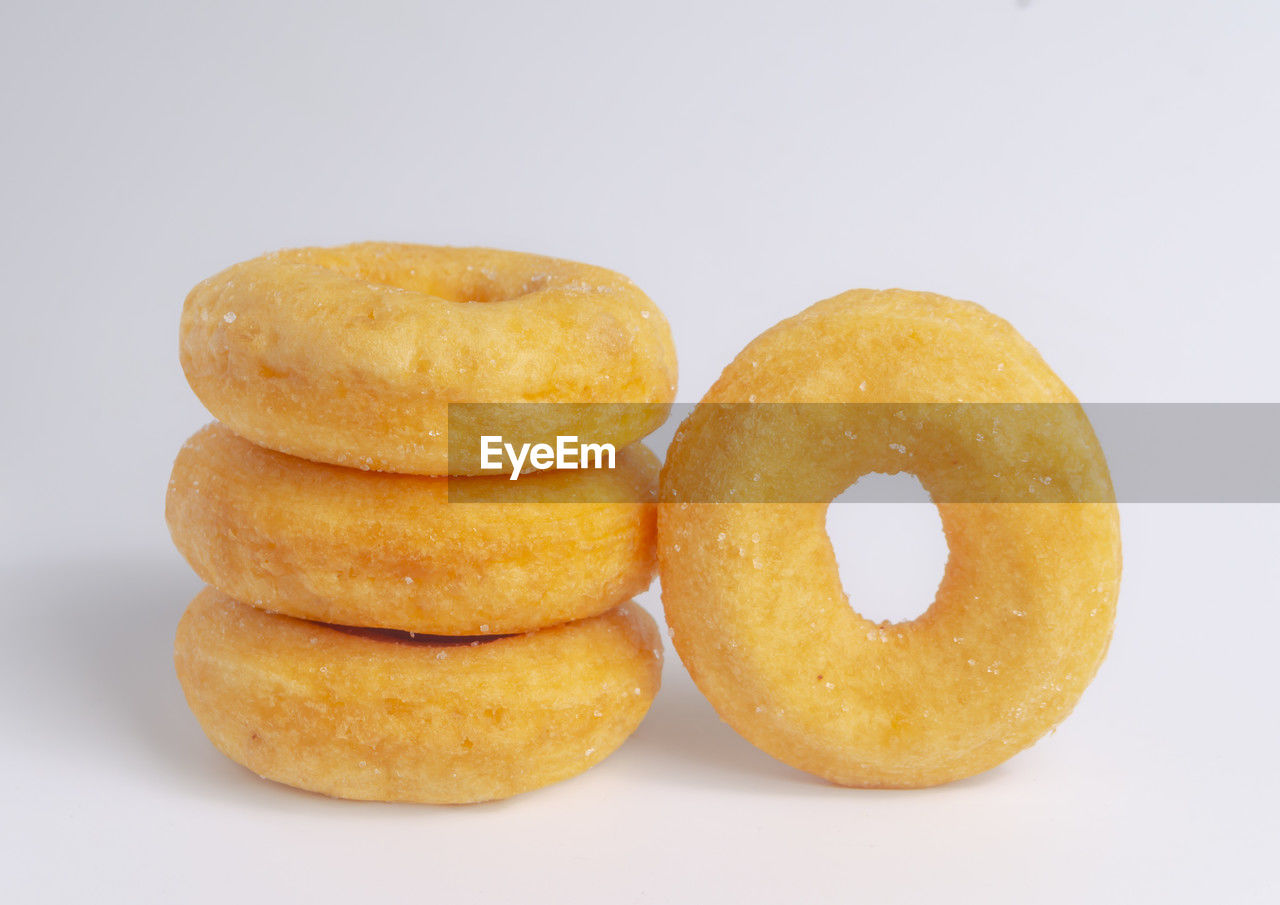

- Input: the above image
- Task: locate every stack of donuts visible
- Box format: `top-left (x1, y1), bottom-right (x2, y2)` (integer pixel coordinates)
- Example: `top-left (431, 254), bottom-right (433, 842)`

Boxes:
top-left (166, 243), bottom-right (678, 803)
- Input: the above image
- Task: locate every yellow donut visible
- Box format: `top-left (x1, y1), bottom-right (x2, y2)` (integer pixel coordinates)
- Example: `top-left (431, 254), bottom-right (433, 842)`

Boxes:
top-left (180, 243), bottom-right (677, 475)
top-left (175, 589), bottom-right (663, 803)
top-left (166, 423), bottom-right (659, 635)
top-left (659, 289), bottom-right (1121, 788)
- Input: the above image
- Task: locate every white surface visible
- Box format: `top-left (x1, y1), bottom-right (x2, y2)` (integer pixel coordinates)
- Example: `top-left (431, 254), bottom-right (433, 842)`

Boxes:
top-left (1, 2), bottom-right (1277, 902)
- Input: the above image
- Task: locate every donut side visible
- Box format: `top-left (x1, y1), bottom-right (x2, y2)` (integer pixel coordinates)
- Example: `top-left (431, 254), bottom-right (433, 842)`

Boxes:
top-left (174, 589), bottom-right (663, 803)
top-left (166, 423), bottom-right (659, 635)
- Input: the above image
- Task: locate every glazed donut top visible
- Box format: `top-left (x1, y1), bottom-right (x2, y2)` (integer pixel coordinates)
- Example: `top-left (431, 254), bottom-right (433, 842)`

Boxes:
top-left (182, 243), bottom-right (677, 404)
top-left (180, 243), bottom-right (678, 474)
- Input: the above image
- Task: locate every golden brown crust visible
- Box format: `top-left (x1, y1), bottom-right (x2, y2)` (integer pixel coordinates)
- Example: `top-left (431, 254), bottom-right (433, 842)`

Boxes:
top-left (659, 289), bottom-right (1121, 788)
top-left (180, 243), bottom-right (678, 475)
top-left (174, 589), bottom-right (663, 803)
top-left (166, 423), bottom-right (659, 635)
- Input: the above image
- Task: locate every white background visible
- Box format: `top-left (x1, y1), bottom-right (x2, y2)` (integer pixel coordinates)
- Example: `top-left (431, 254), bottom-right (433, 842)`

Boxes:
top-left (2, 2), bottom-right (1277, 902)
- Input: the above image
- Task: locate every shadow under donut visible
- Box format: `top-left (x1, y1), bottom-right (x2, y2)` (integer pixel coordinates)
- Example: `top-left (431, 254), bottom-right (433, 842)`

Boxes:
top-left (0, 550), bottom-right (327, 809)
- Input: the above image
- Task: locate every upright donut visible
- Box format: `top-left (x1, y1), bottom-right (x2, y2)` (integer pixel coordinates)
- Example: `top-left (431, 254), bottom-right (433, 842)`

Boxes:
top-left (660, 289), bottom-right (1121, 788)
top-left (180, 243), bottom-right (677, 475)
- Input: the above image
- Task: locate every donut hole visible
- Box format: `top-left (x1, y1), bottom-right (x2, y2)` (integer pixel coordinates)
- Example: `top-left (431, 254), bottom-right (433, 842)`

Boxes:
top-left (826, 473), bottom-right (948, 625)
top-left (318, 257), bottom-right (511, 304)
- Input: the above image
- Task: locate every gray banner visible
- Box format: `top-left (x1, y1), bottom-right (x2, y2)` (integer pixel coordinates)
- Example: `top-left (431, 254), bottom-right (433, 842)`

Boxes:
top-left (446, 403), bottom-right (1280, 503)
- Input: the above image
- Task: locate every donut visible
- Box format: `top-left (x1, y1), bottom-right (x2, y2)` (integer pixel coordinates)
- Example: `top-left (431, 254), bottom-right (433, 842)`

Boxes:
top-left (659, 289), bottom-right (1121, 788)
top-left (175, 588), bottom-right (663, 803)
top-left (179, 243), bottom-right (677, 475)
top-left (166, 423), bottom-right (659, 636)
